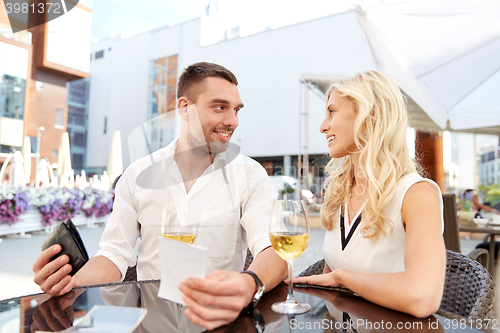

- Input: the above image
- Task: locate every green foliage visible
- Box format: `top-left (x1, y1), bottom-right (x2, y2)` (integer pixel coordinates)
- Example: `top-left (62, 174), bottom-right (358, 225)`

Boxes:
top-left (479, 184), bottom-right (500, 206)
top-left (279, 184), bottom-right (295, 195)
top-left (461, 199), bottom-right (472, 211)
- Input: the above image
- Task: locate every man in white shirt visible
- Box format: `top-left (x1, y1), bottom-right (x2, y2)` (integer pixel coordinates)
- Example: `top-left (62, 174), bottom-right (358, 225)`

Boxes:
top-left (33, 62), bottom-right (287, 330)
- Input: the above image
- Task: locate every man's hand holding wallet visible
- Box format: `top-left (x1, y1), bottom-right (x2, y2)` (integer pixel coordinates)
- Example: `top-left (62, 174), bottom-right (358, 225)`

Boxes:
top-left (33, 219), bottom-right (89, 297)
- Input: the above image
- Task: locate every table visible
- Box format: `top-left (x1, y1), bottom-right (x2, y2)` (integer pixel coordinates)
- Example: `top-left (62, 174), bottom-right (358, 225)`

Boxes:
top-left (0, 281), bottom-right (495, 332)
top-left (459, 225), bottom-right (500, 273)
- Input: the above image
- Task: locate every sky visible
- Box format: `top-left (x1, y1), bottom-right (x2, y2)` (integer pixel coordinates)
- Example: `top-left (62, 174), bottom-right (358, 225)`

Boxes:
top-left (91, 0), bottom-right (209, 41)
top-left (90, 0), bottom-right (352, 42)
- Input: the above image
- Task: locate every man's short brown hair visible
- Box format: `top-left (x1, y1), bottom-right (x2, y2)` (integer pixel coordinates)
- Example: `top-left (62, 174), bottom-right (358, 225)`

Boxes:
top-left (177, 62), bottom-right (238, 102)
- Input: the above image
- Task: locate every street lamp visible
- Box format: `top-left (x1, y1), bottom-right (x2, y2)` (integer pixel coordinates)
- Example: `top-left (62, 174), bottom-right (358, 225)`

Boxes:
top-left (35, 126), bottom-right (45, 187)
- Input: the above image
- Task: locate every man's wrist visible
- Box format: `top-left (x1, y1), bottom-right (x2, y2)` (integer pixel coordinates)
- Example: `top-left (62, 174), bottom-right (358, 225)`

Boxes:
top-left (242, 272), bottom-right (257, 294)
top-left (241, 270), bottom-right (265, 308)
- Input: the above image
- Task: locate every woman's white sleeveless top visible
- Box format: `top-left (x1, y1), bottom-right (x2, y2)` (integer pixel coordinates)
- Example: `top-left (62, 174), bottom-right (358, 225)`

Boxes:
top-left (322, 173), bottom-right (443, 273)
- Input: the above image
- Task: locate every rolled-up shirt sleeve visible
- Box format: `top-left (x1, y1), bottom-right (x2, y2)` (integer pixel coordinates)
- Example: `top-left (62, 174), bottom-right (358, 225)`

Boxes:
top-left (95, 167), bottom-right (140, 282)
top-left (239, 160), bottom-right (278, 258)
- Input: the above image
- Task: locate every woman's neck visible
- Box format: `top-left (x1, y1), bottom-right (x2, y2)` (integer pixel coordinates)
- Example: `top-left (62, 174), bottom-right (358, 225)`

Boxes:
top-left (351, 153), bottom-right (368, 191)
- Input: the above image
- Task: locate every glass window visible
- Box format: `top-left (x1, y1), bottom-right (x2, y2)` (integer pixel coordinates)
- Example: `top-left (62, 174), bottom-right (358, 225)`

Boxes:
top-left (146, 55), bottom-right (177, 152)
top-left (0, 144), bottom-right (14, 153)
top-left (68, 79), bottom-right (88, 104)
top-left (68, 106), bottom-right (85, 126)
top-left (72, 153), bottom-right (83, 168)
top-left (0, 76), bottom-right (26, 119)
top-left (55, 108), bottom-right (64, 126)
top-left (103, 116), bottom-right (107, 134)
top-left (73, 132), bottom-right (86, 147)
top-left (29, 136), bottom-right (37, 153)
top-left (95, 50), bottom-right (104, 59)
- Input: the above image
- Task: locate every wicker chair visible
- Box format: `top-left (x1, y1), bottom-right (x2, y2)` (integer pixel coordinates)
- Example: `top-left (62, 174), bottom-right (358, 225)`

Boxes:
top-left (297, 259), bottom-right (325, 277)
top-left (297, 250), bottom-right (495, 321)
top-left (442, 194), bottom-right (462, 252)
top-left (442, 194), bottom-right (489, 267)
top-left (244, 249), bottom-right (253, 270)
top-left (123, 265), bottom-right (137, 282)
top-left (439, 249), bottom-right (495, 320)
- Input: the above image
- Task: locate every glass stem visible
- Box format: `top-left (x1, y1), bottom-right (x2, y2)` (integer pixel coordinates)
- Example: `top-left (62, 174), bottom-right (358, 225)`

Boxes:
top-left (286, 260), bottom-right (295, 302)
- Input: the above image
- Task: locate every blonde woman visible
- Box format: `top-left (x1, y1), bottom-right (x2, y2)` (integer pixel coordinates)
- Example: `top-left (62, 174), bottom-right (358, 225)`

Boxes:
top-left (293, 71), bottom-right (446, 318)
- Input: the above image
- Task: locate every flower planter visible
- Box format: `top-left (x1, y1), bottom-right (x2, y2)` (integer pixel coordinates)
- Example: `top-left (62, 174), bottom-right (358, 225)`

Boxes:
top-left (0, 211), bottom-right (46, 237)
top-left (0, 211), bottom-right (110, 237)
top-left (458, 210), bottom-right (475, 227)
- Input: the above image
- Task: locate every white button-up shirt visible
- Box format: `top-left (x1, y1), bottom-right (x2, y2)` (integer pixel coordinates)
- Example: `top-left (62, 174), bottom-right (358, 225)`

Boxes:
top-left (96, 138), bottom-right (277, 281)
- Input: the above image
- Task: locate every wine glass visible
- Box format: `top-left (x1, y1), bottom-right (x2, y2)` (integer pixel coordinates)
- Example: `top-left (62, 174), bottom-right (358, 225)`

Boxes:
top-left (161, 201), bottom-right (197, 332)
top-left (161, 201), bottom-right (197, 244)
top-left (269, 199), bottom-right (311, 314)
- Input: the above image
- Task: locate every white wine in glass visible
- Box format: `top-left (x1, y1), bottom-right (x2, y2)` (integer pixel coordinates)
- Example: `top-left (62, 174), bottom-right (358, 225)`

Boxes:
top-left (161, 201), bottom-right (197, 332)
top-left (161, 232), bottom-right (196, 244)
top-left (161, 202), bottom-right (197, 244)
top-left (269, 200), bottom-right (311, 314)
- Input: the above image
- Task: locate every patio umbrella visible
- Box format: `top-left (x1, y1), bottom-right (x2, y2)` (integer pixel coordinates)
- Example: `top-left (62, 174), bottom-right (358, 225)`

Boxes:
top-left (0, 154), bottom-right (11, 183)
top-left (101, 171), bottom-right (110, 191)
top-left (79, 170), bottom-right (88, 189)
top-left (354, 0), bottom-right (500, 131)
top-left (8, 150), bottom-right (25, 186)
top-left (57, 132), bottom-right (72, 187)
top-left (107, 131), bottom-right (123, 186)
top-left (36, 158), bottom-right (51, 187)
top-left (21, 136), bottom-right (31, 185)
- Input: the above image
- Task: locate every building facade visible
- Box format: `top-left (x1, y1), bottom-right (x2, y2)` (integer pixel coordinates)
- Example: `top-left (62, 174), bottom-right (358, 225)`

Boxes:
top-left (86, 10), bottom-right (459, 192)
top-left (67, 78), bottom-right (89, 175)
top-left (0, 2), bottom-right (92, 184)
top-left (86, 12), bottom-right (374, 185)
top-left (478, 139), bottom-right (500, 186)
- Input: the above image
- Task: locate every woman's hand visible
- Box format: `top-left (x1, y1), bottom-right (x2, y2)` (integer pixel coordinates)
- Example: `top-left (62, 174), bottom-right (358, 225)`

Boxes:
top-left (286, 270), bottom-right (342, 288)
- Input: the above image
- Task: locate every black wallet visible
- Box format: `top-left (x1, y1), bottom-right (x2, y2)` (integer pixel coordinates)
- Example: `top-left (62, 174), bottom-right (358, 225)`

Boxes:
top-left (40, 218), bottom-right (89, 276)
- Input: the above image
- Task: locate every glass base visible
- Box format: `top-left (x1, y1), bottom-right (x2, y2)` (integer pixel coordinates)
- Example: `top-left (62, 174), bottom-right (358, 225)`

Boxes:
top-left (271, 300), bottom-right (311, 314)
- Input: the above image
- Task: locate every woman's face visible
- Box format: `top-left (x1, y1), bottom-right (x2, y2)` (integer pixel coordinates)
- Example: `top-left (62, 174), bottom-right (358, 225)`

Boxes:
top-left (320, 91), bottom-right (359, 158)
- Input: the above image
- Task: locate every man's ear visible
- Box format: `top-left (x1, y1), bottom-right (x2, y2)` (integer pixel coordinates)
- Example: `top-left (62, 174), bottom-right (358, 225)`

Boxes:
top-left (177, 97), bottom-right (189, 121)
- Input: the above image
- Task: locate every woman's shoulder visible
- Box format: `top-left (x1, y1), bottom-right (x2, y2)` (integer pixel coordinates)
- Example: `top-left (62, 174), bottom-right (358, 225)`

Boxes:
top-left (396, 173), bottom-right (440, 195)
top-left (393, 173), bottom-right (443, 211)
top-left (396, 173), bottom-right (444, 230)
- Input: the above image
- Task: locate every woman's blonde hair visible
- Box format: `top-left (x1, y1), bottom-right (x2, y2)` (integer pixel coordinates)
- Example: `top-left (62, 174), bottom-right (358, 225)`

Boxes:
top-left (320, 70), bottom-right (420, 239)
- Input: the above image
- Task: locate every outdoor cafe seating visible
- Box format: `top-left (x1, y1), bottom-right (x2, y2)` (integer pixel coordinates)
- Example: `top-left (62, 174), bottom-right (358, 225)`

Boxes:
top-left (298, 250), bottom-right (495, 323)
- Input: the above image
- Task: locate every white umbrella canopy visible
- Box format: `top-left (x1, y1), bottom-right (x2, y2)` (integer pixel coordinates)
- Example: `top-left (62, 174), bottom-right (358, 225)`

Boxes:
top-left (9, 150), bottom-right (25, 186)
top-left (354, 0), bottom-right (500, 131)
top-left (79, 170), bottom-right (88, 189)
top-left (36, 158), bottom-right (51, 187)
top-left (21, 136), bottom-right (31, 185)
top-left (57, 132), bottom-right (73, 187)
top-left (107, 131), bottom-right (123, 186)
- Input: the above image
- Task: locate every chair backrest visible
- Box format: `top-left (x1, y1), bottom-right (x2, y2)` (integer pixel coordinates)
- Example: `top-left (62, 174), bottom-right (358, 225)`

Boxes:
top-left (297, 251), bottom-right (495, 321)
top-left (123, 265), bottom-right (137, 282)
top-left (244, 249), bottom-right (253, 270)
top-left (439, 249), bottom-right (495, 321)
top-left (442, 194), bottom-right (461, 252)
top-left (297, 259), bottom-right (325, 277)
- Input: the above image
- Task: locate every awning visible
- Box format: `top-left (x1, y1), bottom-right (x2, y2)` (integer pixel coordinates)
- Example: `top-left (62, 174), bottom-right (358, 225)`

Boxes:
top-left (352, 0), bottom-right (500, 135)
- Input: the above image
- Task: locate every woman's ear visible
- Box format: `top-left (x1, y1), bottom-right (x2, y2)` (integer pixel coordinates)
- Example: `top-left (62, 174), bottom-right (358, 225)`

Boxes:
top-left (177, 97), bottom-right (189, 121)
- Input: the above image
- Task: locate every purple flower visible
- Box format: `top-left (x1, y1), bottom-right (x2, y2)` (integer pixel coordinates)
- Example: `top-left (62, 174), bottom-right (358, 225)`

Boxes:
top-left (0, 186), bottom-right (113, 226)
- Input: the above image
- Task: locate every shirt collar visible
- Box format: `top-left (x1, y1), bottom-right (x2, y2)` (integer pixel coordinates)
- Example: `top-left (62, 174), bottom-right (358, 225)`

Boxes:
top-left (163, 138), bottom-right (239, 166)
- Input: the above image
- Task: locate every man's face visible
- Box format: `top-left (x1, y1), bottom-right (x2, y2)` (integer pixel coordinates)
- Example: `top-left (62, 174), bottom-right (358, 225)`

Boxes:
top-left (186, 77), bottom-right (243, 154)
